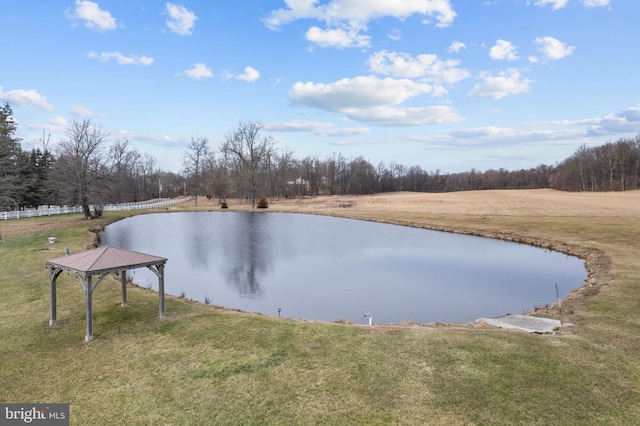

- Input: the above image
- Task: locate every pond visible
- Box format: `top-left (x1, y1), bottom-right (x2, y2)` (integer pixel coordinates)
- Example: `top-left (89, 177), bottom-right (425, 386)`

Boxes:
top-left (100, 212), bottom-right (586, 325)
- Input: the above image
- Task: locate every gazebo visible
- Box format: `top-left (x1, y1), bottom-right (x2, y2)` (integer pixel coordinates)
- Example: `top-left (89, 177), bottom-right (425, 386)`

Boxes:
top-left (46, 245), bottom-right (167, 341)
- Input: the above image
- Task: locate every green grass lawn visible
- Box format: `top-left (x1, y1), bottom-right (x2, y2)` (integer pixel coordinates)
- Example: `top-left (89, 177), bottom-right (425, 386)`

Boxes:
top-left (1, 207), bottom-right (639, 425)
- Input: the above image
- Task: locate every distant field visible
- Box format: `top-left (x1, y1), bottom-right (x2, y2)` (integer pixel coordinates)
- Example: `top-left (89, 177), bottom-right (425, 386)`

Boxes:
top-left (267, 188), bottom-right (640, 217)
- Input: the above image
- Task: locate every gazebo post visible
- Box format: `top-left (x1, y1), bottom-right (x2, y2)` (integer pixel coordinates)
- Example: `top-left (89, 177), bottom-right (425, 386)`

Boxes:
top-left (120, 270), bottom-right (127, 306)
top-left (158, 263), bottom-right (165, 319)
top-left (49, 267), bottom-right (60, 326)
top-left (85, 275), bottom-right (94, 342)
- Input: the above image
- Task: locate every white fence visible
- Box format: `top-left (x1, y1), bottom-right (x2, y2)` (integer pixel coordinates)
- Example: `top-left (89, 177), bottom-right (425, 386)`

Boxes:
top-left (1, 197), bottom-right (192, 220)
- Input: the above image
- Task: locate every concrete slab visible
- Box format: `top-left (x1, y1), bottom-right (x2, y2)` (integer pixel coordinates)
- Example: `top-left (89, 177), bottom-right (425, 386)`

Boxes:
top-left (478, 314), bottom-right (562, 334)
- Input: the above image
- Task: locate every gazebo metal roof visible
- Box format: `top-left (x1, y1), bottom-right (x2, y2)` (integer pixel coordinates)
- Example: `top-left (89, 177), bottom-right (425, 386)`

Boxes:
top-left (47, 245), bottom-right (166, 275)
top-left (47, 245), bottom-right (167, 341)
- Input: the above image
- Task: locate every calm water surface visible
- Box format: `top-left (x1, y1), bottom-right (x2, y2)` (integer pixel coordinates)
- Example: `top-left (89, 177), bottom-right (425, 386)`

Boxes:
top-left (101, 212), bottom-right (586, 324)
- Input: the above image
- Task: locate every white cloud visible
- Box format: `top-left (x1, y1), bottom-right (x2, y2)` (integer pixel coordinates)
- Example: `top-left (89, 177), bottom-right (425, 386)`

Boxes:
top-left (266, 0), bottom-right (457, 29)
top-left (582, 0), bottom-right (610, 7)
top-left (589, 117), bottom-right (639, 134)
top-left (114, 130), bottom-right (174, 146)
top-left (71, 105), bottom-right (96, 117)
top-left (387, 29), bottom-right (402, 41)
top-left (266, 0), bottom-right (456, 49)
top-left (368, 50), bottom-right (470, 85)
top-left (468, 68), bottom-right (533, 99)
top-left (166, 3), bottom-right (197, 35)
top-left (534, 0), bottom-right (609, 9)
top-left (345, 105), bottom-right (464, 126)
top-left (530, 109), bottom-right (640, 132)
top-left (0, 86), bottom-right (54, 111)
top-left (25, 116), bottom-right (69, 138)
top-left (265, 120), bottom-right (370, 136)
top-left (288, 76), bottom-right (463, 126)
top-left (563, 107), bottom-right (640, 134)
top-left (306, 26), bottom-right (371, 49)
top-left (534, 36), bottom-right (575, 60)
top-left (451, 126), bottom-right (515, 139)
top-left (489, 40), bottom-right (519, 61)
top-left (416, 105), bottom-right (640, 154)
top-left (448, 125), bottom-right (585, 146)
top-left (182, 63), bottom-right (213, 79)
top-left (325, 127), bottom-right (371, 136)
top-left (449, 41), bottom-right (466, 53)
top-left (67, 0), bottom-right (117, 32)
top-left (534, 0), bottom-right (569, 10)
top-left (617, 107), bottom-right (640, 122)
top-left (266, 120), bottom-right (333, 133)
top-left (49, 117), bottom-right (69, 129)
top-left (235, 66), bottom-right (261, 82)
top-left (518, 106), bottom-right (640, 140)
top-left (88, 51), bottom-right (154, 66)
top-left (289, 76), bottom-right (434, 111)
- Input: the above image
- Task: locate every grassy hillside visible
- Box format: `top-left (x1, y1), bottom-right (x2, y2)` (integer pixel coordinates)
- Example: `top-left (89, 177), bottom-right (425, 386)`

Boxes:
top-left (1, 190), bottom-right (639, 425)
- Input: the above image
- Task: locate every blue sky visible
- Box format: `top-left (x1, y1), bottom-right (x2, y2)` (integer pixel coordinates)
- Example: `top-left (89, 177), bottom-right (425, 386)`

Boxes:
top-left (2, 0), bottom-right (638, 173)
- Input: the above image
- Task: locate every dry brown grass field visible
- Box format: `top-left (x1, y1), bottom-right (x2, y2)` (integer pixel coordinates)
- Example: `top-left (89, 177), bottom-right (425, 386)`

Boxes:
top-left (265, 188), bottom-right (640, 217)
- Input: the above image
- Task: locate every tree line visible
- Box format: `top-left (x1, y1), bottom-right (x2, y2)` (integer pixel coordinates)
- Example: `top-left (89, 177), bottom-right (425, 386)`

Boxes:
top-left (0, 103), bottom-right (183, 216)
top-left (2, 102), bottom-right (640, 214)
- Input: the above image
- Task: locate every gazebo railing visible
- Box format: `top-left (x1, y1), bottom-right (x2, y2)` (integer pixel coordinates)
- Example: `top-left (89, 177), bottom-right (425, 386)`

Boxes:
top-left (1, 197), bottom-right (192, 220)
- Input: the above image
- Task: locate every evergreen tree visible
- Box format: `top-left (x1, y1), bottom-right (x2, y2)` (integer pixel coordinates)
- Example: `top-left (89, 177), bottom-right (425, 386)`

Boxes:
top-left (0, 103), bottom-right (21, 210)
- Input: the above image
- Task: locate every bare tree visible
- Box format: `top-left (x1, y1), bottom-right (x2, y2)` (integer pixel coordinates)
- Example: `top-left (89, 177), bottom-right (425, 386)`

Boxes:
top-left (183, 136), bottom-right (211, 206)
top-left (50, 119), bottom-right (110, 218)
top-left (140, 153), bottom-right (157, 199)
top-left (108, 140), bottom-right (138, 202)
top-left (221, 121), bottom-right (274, 208)
top-left (270, 149), bottom-right (294, 200)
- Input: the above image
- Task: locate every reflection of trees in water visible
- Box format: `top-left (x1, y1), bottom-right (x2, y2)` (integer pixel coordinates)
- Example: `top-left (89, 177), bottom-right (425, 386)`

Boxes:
top-left (186, 213), bottom-right (210, 269)
top-left (226, 262), bottom-right (265, 298)
top-left (222, 213), bottom-right (271, 297)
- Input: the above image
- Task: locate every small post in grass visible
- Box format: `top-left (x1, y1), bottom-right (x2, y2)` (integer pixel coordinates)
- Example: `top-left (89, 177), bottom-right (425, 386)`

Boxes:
top-left (555, 282), bottom-right (563, 324)
top-left (364, 313), bottom-right (372, 326)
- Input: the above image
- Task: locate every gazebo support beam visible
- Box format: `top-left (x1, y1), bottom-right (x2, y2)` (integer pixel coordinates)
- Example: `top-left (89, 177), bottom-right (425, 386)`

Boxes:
top-left (159, 264), bottom-right (165, 319)
top-left (83, 272), bottom-right (113, 341)
top-left (49, 267), bottom-right (63, 326)
top-left (120, 270), bottom-right (127, 306)
top-left (85, 275), bottom-right (93, 342)
top-left (147, 264), bottom-right (166, 319)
